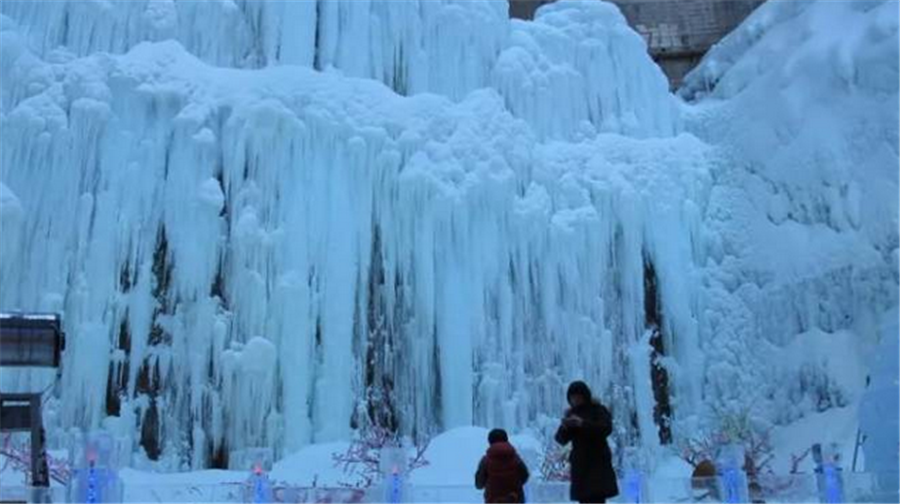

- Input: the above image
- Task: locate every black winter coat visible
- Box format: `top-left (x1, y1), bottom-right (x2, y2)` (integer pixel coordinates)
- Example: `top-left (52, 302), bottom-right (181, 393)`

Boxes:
top-left (555, 401), bottom-right (619, 502)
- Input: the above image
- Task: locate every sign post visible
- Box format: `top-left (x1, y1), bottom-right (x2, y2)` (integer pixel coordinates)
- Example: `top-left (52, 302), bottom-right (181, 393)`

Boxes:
top-left (0, 312), bottom-right (66, 499)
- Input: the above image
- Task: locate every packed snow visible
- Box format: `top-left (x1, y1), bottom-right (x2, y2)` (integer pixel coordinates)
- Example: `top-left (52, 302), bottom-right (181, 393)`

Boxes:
top-left (0, 0), bottom-right (896, 501)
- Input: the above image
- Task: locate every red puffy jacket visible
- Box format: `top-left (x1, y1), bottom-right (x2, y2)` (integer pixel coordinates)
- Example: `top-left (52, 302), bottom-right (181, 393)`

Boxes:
top-left (475, 442), bottom-right (530, 503)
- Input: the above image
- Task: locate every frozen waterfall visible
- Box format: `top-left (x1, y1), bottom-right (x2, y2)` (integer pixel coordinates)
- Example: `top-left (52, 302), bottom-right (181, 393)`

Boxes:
top-left (0, 0), bottom-right (896, 472)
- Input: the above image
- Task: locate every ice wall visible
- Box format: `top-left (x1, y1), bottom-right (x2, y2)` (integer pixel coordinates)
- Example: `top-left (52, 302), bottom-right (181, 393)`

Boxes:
top-left (0, 0), bottom-right (896, 471)
top-left (0, 0), bottom-right (677, 139)
top-left (681, 0), bottom-right (898, 424)
top-left (0, 0), bottom-right (690, 467)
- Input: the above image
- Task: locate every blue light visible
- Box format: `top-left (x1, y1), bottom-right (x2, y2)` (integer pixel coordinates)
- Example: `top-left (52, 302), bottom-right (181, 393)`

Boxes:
top-left (723, 467), bottom-right (740, 504)
top-left (254, 474), bottom-right (266, 503)
top-left (823, 463), bottom-right (843, 503)
top-left (626, 470), bottom-right (643, 503)
top-left (86, 462), bottom-right (98, 504)
top-left (389, 472), bottom-right (402, 503)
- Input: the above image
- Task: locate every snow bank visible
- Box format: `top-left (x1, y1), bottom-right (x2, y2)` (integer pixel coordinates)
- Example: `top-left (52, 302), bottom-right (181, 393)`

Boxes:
top-left (410, 426), bottom-right (548, 487)
top-left (269, 441), bottom-right (350, 487)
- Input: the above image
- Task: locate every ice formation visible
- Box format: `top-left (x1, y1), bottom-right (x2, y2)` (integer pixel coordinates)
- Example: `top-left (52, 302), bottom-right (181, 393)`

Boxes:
top-left (0, 0), bottom-right (896, 471)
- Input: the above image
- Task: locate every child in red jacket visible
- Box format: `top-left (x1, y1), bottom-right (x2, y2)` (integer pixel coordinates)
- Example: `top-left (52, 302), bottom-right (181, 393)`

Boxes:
top-left (475, 429), bottom-right (530, 503)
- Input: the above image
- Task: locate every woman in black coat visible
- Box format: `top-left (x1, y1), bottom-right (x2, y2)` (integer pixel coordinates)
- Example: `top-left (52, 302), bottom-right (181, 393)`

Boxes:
top-left (555, 381), bottom-right (619, 503)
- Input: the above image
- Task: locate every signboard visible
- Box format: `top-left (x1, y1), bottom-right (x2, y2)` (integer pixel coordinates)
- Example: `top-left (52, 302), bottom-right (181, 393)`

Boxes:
top-left (0, 394), bottom-right (48, 487)
top-left (0, 313), bottom-right (65, 367)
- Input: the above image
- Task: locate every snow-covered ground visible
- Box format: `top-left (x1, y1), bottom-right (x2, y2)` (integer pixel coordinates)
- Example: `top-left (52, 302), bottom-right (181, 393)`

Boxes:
top-left (0, 0), bottom-right (897, 501)
top-left (0, 417), bottom-right (880, 502)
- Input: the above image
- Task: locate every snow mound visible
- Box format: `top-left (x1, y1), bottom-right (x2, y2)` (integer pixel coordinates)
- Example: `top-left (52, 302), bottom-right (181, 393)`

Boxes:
top-left (269, 441), bottom-right (351, 487)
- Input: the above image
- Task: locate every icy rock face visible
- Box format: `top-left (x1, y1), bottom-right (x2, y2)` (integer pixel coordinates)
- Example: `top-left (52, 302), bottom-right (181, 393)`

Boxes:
top-left (494, 1), bottom-right (677, 139)
top-left (0, 1), bottom-right (690, 465)
top-left (0, 0), bottom-right (896, 470)
top-left (681, 0), bottom-right (898, 423)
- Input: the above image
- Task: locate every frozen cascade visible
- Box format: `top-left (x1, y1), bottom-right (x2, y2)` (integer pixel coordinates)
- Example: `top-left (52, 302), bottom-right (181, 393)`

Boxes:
top-left (0, 0), bottom-right (677, 139)
top-left (0, 0), bottom-right (896, 472)
top-left (681, 0), bottom-right (898, 423)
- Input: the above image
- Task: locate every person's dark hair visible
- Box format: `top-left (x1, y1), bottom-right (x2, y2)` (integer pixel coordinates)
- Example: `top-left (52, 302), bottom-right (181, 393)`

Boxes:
top-left (488, 428), bottom-right (509, 444)
top-left (566, 380), bottom-right (593, 404)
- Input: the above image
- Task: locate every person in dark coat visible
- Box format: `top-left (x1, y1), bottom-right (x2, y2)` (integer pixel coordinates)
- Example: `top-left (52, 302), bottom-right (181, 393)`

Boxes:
top-left (475, 429), bottom-right (530, 503)
top-left (555, 381), bottom-right (619, 503)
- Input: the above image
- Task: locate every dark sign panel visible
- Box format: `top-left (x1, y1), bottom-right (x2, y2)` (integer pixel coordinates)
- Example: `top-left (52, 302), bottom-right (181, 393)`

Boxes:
top-left (0, 314), bottom-right (65, 367)
top-left (0, 401), bottom-right (33, 431)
